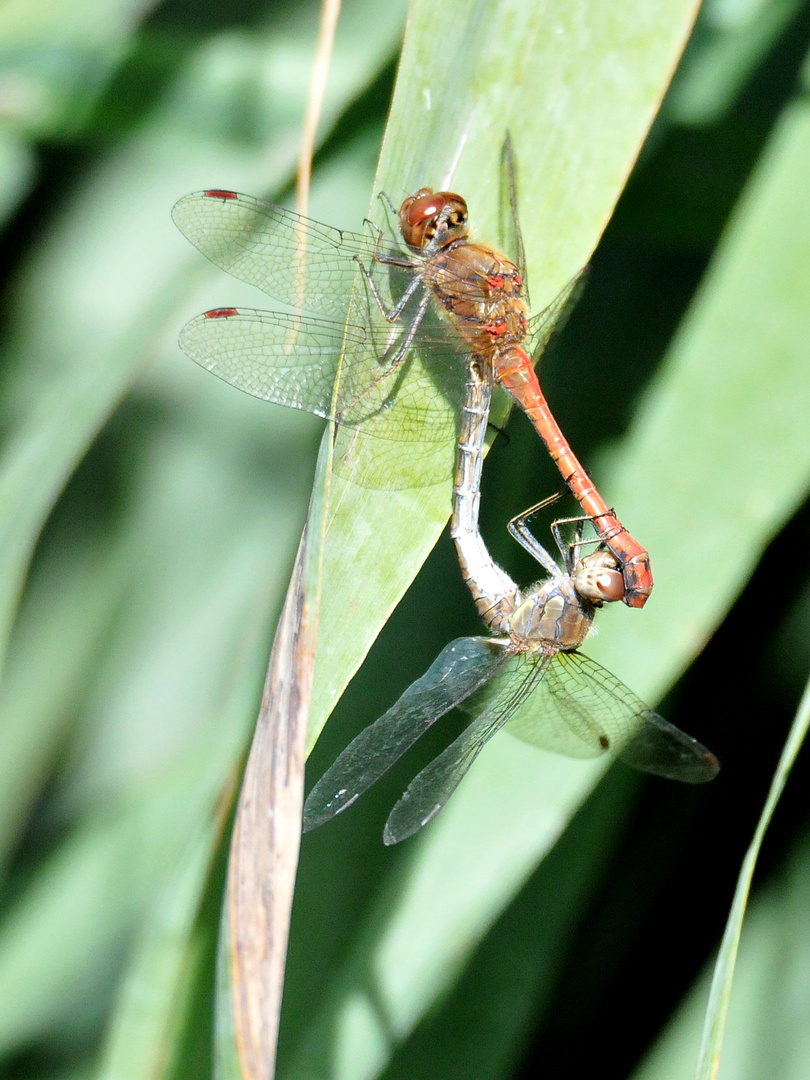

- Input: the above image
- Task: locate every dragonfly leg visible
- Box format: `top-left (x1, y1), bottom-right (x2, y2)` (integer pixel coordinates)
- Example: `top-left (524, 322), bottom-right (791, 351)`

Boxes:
top-left (376, 190), bottom-right (399, 217)
top-left (356, 277), bottom-right (432, 373)
top-left (355, 245), bottom-right (424, 323)
top-left (509, 500), bottom-right (621, 595)
top-left (333, 290), bottom-right (433, 428)
top-left (360, 193), bottom-right (399, 239)
top-left (547, 512), bottom-right (611, 570)
top-left (506, 495), bottom-right (568, 577)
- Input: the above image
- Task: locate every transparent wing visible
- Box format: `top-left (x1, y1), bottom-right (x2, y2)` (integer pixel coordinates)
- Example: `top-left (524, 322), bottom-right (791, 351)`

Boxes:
top-left (498, 133), bottom-right (528, 304)
top-left (524, 269), bottom-right (589, 364)
top-left (177, 306), bottom-right (468, 488)
top-left (174, 189), bottom-right (549, 319)
top-left (383, 651), bottom-right (551, 844)
top-left (384, 645), bottom-right (719, 844)
top-left (179, 309), bottom-right (369, 420)
top-left (172, 190), bottom-right (412, 318)
top-left (506, 651), bottom-right (719, 782)
top-left (178, 306), bottom-right (471, 434)
top-left (302, 637), bottom-right (509, 832)
top-left (172, 190), bottom-right (589, 490)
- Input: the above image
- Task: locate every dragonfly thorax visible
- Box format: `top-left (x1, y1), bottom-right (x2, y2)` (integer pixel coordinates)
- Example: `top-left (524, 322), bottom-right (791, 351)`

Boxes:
top-left (430, 243), bottom-right (528, 354)
top-left (508, 578), bottom-right (594, 653)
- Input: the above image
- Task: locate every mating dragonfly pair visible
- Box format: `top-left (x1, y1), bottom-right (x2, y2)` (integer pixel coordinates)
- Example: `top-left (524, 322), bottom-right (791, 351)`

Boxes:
top-left (173, 169), bottom-right (718, 844)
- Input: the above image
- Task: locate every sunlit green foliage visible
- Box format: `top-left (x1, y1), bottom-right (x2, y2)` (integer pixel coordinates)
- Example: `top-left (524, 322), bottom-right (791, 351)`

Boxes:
top-left (0, 0), bottom-right (809, 1078)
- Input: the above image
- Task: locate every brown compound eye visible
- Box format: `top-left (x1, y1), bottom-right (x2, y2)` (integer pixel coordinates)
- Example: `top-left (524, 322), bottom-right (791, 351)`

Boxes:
top-left (593, 568), bottom-right (626, 603)
top-left (407, 192), bottom-right (441, 225)
top-left (399, 190), bottom-right (469, 248)
top-left (399, 189), bottom-right (441, 246)
top-left (573, 552), bottom-right (625, 605)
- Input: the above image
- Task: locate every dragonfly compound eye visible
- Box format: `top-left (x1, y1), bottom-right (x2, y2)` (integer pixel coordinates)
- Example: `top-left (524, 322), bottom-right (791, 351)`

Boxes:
top-left (575, 565), bottom-right (625, 605)
top-left (399, 190), bottom-right (469, 249)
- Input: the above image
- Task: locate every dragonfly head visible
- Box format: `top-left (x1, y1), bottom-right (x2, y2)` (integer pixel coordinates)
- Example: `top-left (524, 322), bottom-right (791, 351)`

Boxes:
top-left (573, 550), bottom-right (625, 606)
top-left (399, 189), bottom-right (469, 252)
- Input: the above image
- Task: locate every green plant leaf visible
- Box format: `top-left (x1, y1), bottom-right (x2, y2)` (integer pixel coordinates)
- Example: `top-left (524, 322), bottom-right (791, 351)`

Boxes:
top-left (279, 2), bottom-right (731, 1077)
top-left (306, 0), bottom-right (707, 747)
top-left (587, 94), bottom-right (810, 701)
top-left (696, 674), bottom-right (810, 1078)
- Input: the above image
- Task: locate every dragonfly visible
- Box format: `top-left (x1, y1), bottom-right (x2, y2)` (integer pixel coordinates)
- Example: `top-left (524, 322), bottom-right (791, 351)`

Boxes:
top-left (303, 365), bottom-right (717, 844)
top-left (302, 514), bottom-right (718, 845)
top-left (173, 179), bottom-right (651, 607)
top-left (451, 354), bottom-right (627, 638)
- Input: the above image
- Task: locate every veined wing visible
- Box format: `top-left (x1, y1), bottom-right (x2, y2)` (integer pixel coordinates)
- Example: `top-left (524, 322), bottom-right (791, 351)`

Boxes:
top-left (178, 306), bottom-right (469, 435)
top-left (173, 190), bottom-right (413, 320)
top-left (302, 637), bottom-right (509, 832)
top-left (173, 190), bottom-right (580, 329)
top-left (383, 649), bottom-right (552, 844)
top-left (506, 651), bottom-right (719, 783)
top-left (177, 306), bottom-right (472, 489)
top-left (499, 133), bottom-right (529, 306)
top-left (524, 269), bottom-right (588, 365)
top-left (179, 310), bottom-right (369, 420)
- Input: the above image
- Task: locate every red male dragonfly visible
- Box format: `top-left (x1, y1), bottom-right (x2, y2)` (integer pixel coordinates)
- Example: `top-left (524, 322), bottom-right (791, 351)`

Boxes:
top-left (173, 180), bottom-right (652, 606)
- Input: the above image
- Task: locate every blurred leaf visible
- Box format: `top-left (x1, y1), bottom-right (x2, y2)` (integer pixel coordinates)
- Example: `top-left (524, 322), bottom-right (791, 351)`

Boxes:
top-left (287, 749), bottom-right (606, 1080)
top-left (589, 94), bottom-right (810, 703)
top-left (96, 795), bottom-right (232, 1080)
top-left (0, 0), bottom-right (402, 1060)
top-left (667, 0), bottom-right (804, 125)
top-left (0, 0), bottom-right (399, 686)
top-left (695, 673), bottom-right (810, 1078)
top-left (0, 428), bottom-right (283, 1052)
top-left (0, 532), bottom-right (126, 870)
top-left (0, 127), bottom-right (34, 224)
top-left (378, 767), bottom-right (642, 1080)
top-left (589, 75), bottom-right (810, 1080)
top-left (633, 794), bottom-right (810, 1080)
top-left (0, 0), bottom-right (162, 138)
top-left (0, 777), bottom-right (211, 1053)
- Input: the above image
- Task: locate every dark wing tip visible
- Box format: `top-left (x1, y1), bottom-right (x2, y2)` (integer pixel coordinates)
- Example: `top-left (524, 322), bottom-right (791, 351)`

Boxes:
top-left (618, 709), bottom-right (721, 784)
top-left (690, 747), bottom-right (721, 784)
top-left (660, 732), bottom-right (720, 784)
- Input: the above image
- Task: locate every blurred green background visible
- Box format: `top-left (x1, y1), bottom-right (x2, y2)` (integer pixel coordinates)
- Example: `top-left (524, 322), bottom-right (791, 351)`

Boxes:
top-left (1, 0), bottom-right (810, 1078)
